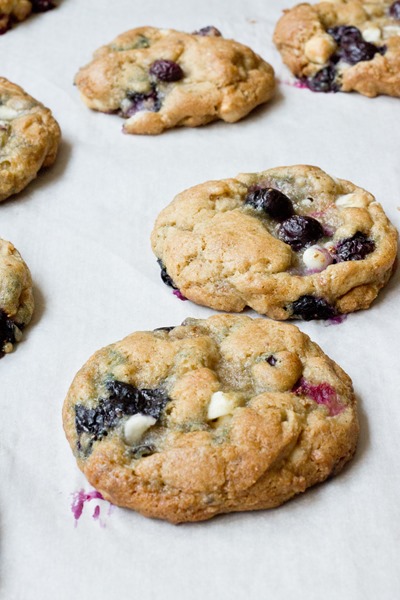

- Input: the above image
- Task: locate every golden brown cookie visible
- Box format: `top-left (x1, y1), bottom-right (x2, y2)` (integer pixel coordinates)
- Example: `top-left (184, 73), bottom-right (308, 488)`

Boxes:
top-left (63, 314), bottom-right (359, 523)
top-left (273, 0), bottom-right (400, 97)
top-left (74, 26), bottom-right (276, 135)
top-left (0, 0), bottom-right (56, 34)
top-left (0, 237), bottom-right (34, 357)
top-left (0, 78), bottom-right (61, 202)
top-left (151, 165), bottom-right (397, 320)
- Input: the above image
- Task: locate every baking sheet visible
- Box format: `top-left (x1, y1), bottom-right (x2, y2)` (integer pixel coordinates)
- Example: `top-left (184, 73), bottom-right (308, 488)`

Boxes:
top-left (1, 1), bottom-right (399, 598)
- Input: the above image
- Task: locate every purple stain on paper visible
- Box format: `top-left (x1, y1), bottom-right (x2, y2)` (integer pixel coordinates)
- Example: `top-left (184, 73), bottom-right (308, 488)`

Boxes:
top-left (71, 489), bottom-right (112, 527)
top-left (325, 313), bottom-right (348, 326)
top-left (173, 289), bottom-right (187, 301)
top-left (293, 378), bottom-right (345, 416)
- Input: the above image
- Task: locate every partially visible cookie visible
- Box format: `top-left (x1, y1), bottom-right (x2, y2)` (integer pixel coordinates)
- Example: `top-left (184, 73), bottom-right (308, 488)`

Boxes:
top-left (0, 237), bottom-right (34, 357)
top-left (273, 0), bottom-right (400, 97)
top-left (74, 26), bottom-right (276, 135)
top-left (63, 314), bottom-right (359, 523)
top-left (0, 0), bottom-right (56, 34)
top-left (151, 165), bottom-right (397, 320)
top-left (0, 78), bottom-right (61, 202)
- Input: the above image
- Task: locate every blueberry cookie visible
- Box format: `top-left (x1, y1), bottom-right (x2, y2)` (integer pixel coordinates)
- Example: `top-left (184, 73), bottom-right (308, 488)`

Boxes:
top-left (273, 0), bottom-right (400, 96)
top-left (62, 314), bottom-right (359, 523)
top-left (0, 237), bottom-right (34, 357)
top-left (151, 165), bottom-right (397, 320)
top-left (0, 0), bottom-right (56, 34)
top-left (0, 78), bottom-right (61, 202)
top-left (74, 26), bottom-right (276, 135)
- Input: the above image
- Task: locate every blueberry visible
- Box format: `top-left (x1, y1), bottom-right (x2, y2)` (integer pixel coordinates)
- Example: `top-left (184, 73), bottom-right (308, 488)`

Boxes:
top-left (193, 26), bottom-right (222, 37)
top-left (266, 355), bottom-right (277, 366)
top-left (123, 85), bottom-right (161, 117)
top-left (75, 399), bottom-right (121, 440)
top-left (0, 310), bottom-right (21, 357)
top-left (31, 0), bottom-right (56, 12)
top-left (327, 25), bottom-right (383, 65)
top-left (278, 215), bottom-right (324, 251)
top-left (327, 26), bottom-right (361, 44)
top-left (306, 65), bottom-right (338, 93)
top-left (154, 326), bottom-right (175, 332)
top-left (157, 259), bottom-right (178, 289)
top-left (340, 39), bottom-right (382, 64)
top-left (149, 60), bottom-right (184, 82)
top-left (136, 388), bottom-right (170, 419)
top-left (389, 0), bottom-right (400, 19)
top-left (245, 188), bottom-right (294, 221)
top-left (335, 232), bottom-right (375, 261)
top-left (291, 295), bottom-right (337, 321)
top-left (75, 381), bottom-right (170, 452)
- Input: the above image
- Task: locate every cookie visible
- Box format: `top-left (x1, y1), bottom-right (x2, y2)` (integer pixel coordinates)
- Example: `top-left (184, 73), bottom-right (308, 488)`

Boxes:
top-left (273, 0), bottom-right (400, 97)
top-left (74, 26), bottom-right (276, 135)
top-left (0, 0), bottom-right (55, 34)
top-left (62, 314), bottom-right (359, 523)
top-left (0, 78), bottom-right (61, 202)
top-left (0, 237), bottom-right (34, 357)
top-left (151, 165), bottom-right (397, 320)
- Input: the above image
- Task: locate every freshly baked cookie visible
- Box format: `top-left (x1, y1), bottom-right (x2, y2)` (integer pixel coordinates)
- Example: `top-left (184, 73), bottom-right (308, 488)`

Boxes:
top-left (0, 78), bottom-right (61, 202)
top-left (273, 0), bottom-right (400, 97)
top-left (151, 165), bottom-right (397, 320)
top-left (63, 314), bottom-right (359, 523)
top-left (0, 0), bottom-right (56, 34)
top-left (0, 237), bottom-right (34, 357)
top-left (74, 26), bottom-right (276, 135)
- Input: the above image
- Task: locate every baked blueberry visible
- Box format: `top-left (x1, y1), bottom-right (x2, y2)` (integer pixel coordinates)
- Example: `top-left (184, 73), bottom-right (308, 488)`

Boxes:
top-left (193, 26), bottom-right (222, 37)
top-left (157, 259), bottom-right (178, 289)
top-left (294, 378), bottom-right (344, 416)
top-left (278, 215), bottom-right (324, 250)
top-left (306, 66), bottom-right (338, 93)
top-left (327, 26), bottom-right (384, 65)
top-left (122, 86), bottom-right (161, 117)
top-left (389, 0), bottom-right (400, 19)
top-left (149, 60), bottom-right (184, 82)
top-left (291, 295), bottom-right (337, 321)
top-left (327, 25), bottom-right (360, 44)
top-left (31, 0), bottom-right (56, 12)
top-left (0, 310), bottom-right (17, 356)
top-left (245, 188), bottom-right (294, 221)
top-left (75, 381), bottom-right (170, 451)
top-left (335, 232), bottom-right (375, 262)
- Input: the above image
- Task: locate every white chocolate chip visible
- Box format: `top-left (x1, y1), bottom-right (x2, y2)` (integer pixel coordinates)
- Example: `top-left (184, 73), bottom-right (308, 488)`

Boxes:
top-left (383, 25), bottom-right (400, 37)
top-left (335, 191), bottom-right (367, 208)
top-left (120, 98), bottom-right (132, 113)
top-left (207, 391), bottom-right (239, 420)
top-left (303, 245), bottom-right (333, 271)
top-left (124, 413), bottom-right (156, 445)
top-left (324, 241), bottom-right (336, 253)
top-left (0, 106), bottom-right (19, 120)
top-left (304, 34), bottom-right (336, 65)
top-left (362, 27), bottom-right (382, 43)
